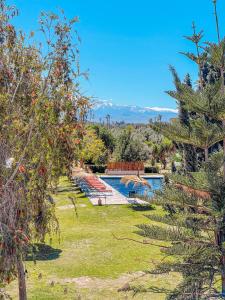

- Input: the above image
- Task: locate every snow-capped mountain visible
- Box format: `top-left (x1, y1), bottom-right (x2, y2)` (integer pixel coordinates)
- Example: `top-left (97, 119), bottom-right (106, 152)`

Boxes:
top-left (89, 101), bottom-right (178, 124)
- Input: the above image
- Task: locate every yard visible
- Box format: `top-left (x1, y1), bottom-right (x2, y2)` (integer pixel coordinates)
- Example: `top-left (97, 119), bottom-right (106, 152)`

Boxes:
top-left (7, 177), bottom-right (179, 300)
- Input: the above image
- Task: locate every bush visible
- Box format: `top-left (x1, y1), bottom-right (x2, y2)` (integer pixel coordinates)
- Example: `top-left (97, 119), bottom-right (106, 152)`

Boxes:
top-left (88, 165), bottom-right (106, 174)
top-left (144, 166), bottom-right (159, 173)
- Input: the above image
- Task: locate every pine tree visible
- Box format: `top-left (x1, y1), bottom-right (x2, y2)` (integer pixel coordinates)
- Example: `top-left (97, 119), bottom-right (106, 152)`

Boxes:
top-left (169, 67), bottom-right (198, 172)
top-left (182, 74), bottom-right (198, 172)
top-left (137, 152), bottom-right (225, 299)
top-left (135, 1), bottom-right (225, 298)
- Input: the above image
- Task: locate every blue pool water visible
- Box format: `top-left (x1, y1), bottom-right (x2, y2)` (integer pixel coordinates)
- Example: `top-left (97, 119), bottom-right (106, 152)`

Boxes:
top-left (100, 176), bottom-right (163, 198)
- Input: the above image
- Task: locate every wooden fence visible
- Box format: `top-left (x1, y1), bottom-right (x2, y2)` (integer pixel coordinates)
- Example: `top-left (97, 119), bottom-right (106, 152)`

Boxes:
top-left (107, 162), bottom-right (144, 171)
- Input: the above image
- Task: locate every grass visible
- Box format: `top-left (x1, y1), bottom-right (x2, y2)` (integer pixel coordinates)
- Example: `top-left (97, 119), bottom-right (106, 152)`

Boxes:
top-left (7, 177), bottom-right (179, 300)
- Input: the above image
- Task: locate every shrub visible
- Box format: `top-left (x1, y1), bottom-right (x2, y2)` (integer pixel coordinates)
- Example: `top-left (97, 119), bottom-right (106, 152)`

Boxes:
top-left (88, 165), bottom-right (106, 173)
top-left (144, 166), bottom-right (159, 173)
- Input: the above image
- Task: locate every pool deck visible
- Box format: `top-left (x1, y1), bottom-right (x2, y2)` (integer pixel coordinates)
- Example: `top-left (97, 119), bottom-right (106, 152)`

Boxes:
top-left (72, 167), bottom-right (163, 206)
top-left (88, 177), bottom-right (152, 206)
top-left (99, 174), bottom-right (164, 178)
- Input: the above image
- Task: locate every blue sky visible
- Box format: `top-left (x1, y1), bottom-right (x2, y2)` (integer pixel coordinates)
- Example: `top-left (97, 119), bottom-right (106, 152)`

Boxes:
top-left (8, 0), bottom-right (225, 108)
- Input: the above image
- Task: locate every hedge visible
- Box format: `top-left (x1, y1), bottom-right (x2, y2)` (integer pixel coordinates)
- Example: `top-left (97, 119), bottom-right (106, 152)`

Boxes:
top-left (88, 165), bottom-right (106, 173)
top-left (144, 166), bottom-right (159, 173)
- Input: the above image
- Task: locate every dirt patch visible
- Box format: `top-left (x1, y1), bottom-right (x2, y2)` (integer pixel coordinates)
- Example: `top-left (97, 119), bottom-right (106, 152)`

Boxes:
top-left (52, 271), bottom-right (145, 290)
top-left (57, 204), bottom-right (86, 210)
top-left (69, 239), bottom-right (93, 249)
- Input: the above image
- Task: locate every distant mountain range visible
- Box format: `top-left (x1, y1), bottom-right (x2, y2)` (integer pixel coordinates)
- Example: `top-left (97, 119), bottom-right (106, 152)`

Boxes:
top-left (89, 101), bottom-right (178, 124)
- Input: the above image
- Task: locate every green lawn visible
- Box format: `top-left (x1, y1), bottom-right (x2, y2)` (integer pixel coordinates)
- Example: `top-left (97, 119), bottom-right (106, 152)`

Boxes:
top-left (7, 177), bottom-right (179, 299)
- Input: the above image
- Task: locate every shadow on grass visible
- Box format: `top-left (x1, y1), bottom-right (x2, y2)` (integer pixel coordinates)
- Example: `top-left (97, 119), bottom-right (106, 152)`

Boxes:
top-left (26, 243), bottom-right (62, 261)
top-left (130, 204), bottom-right (155, 211)
top-left (76, 192), bottom-right (87, 199)
top-left (56, 186), bottom-right (79, 193)
top-left (57, 182), bottom-right (89, 197)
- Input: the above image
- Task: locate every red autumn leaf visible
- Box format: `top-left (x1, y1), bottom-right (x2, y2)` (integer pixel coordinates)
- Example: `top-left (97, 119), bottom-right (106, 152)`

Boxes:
top-left (74, 139), bottom-right (81, 145)
top-left (18, 165), bottom-right (26, 173)
top-left (38, 166), bottom-right (47, 176)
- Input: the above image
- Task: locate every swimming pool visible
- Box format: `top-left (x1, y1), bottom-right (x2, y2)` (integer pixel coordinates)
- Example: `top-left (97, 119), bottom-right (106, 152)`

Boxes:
top-left (100, 176), bottom-right (163, 198)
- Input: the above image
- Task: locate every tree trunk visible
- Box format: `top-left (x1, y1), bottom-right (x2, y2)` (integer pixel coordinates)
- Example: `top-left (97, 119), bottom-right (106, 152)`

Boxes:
top-left (183, 144), bottom-right (198, 172)
top-left (222, 255), bottom-right (225, 297)
top-left (220, 118), bottom-right (225, 187)
top-left (222, 120), bottom-right (225, 296)
top-left (17, 257), bottom-right (27, 300)
top-left (162, 159), bottom-right (167, 170)
top-left (204, 147), bottom-right (209, 162)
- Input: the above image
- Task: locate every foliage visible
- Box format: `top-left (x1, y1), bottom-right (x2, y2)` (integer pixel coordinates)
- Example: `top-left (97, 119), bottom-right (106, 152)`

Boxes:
top-left (87, 124), bottom-right (115, 164)
top-left (144, 166), bottom-right (159, 173)
top-left (113, 126), bottom-right (150, 162)
top-left (120, 175), bottom-right (151, 188)
top-left (88, 165), bottom-right (107, 174)
top-left (137, 1), bottom-right (225, 298)
top-left (0, 1), bottom-right (90, 298)
top-left (91, 124), bottom-right (115, 153)
top-left (149, 137), bottom-right (174, 169)
top-left (136, 154), bottom-right (225, 299)
top-left (169, 67), bottom-right (198, 172)
top-left (80, 128), bottom-right (106, 164)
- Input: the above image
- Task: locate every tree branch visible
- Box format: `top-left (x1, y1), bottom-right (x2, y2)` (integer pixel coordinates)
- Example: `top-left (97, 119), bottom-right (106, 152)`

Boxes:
top-left (112, 233), bottom-right (170, 248)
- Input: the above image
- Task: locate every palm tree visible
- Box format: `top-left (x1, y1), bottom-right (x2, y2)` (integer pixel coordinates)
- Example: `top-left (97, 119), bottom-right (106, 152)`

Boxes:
top-left (120, 175), bottom-right (151, 189)
top-left (151, 138), bottom-right (175, 169)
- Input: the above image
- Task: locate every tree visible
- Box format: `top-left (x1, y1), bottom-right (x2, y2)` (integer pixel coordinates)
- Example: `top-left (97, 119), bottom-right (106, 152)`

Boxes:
top-left (90, 124), bottom-right (115, 162)
top-left (114, 126), bottom-right (150, 162)
top-left (150, 137), bottom-right (174, 169)
top-left (136, 153), bottom-right (225, 299)
top-left (170, 68), bottom-right (198, 172)
top-left (120, 175), bottom-right (151, 188)
top-left (0, 2), bottom-right (90, 299)
top-left (152, 117), bottom-right (224, 163)
top-left (135, 1), bottom-right (225, 298)
top-left (80, 128), bottom-right (106, 165)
